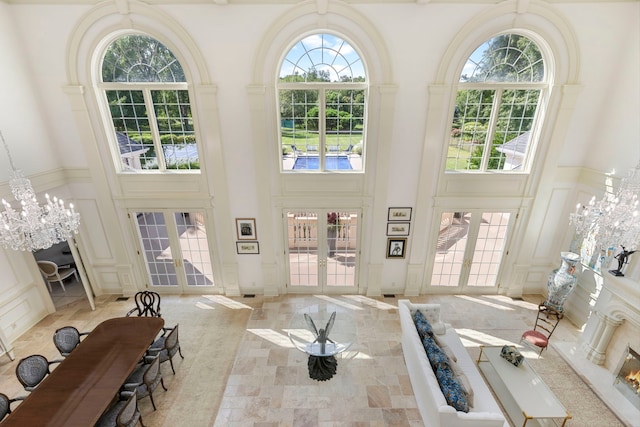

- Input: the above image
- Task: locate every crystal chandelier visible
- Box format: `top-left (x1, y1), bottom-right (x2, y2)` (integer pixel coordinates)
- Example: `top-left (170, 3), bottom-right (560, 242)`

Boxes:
top-left (0, 131), bottom-right (80, 252)
top-left (569, 161), bottom-right (640, 252)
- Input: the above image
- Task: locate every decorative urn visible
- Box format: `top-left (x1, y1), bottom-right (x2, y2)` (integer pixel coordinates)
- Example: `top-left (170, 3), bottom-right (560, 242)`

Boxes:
top-left (544, 251), bottom-right (580, 312)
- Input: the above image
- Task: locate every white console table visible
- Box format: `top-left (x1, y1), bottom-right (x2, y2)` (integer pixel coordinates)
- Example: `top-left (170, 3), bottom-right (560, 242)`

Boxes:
top-left (477, 346), bottom-right (571, 427)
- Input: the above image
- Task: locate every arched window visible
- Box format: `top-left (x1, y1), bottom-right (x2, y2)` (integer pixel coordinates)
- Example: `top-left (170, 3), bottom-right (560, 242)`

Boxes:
top-left (446, 33), bottom-right (547, 172)
top-left (100, 34), bottom-right (199, 172)
top-left (278, 34), bottom-right (367, 172)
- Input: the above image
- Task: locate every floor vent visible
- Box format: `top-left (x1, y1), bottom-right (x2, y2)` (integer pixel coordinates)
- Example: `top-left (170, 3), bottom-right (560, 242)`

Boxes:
top-left (244, 294), bottom-right (256, 298)
top-left (116, 297), bottom-right (129, 301)
top-left (512, 297), bottom-right (524, 301)
top-left (383, 294), bottom-right (396, 298)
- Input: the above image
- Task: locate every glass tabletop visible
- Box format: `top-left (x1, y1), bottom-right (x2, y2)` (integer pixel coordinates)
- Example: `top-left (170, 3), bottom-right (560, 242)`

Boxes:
top-left (287, 302), bottom-right (356, 357)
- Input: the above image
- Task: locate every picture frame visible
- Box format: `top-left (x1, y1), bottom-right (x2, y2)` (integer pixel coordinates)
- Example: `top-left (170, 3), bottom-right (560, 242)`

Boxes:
top-left (235, 218), bottom-right (257, 240)
top-left (236, 241), bottom-right (259, 254)
top-left (388, 207), bottom-right (412, 222)
top-left (386, 222), bottom-right (411, 236)
top-left (386, 238), bottom-right (407, 259)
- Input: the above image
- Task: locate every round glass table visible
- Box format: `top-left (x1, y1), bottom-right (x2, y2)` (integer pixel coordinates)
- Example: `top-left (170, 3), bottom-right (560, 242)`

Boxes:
top-left (288, 302), bottom-right (356, 380)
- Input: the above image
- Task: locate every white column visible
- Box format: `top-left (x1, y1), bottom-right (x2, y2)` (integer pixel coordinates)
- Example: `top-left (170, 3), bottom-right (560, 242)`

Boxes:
top-left (583, 311), bottom-right (623, 365)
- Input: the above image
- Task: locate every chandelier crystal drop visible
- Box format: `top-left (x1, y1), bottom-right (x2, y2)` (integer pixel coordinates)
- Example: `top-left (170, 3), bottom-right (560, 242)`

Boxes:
top-left (569, 161), bottom-right (640, 251)
top-left (0, 131), bottom-right (80, 252)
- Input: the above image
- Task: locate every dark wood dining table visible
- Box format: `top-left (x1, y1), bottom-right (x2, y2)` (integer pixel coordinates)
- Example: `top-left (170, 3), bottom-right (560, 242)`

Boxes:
top-left (2, 316), bottom-right (164, 426)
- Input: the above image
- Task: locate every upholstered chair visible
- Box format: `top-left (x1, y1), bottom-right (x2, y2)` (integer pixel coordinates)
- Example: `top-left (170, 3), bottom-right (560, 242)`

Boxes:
top-left (15, 355), bottom-right (62, 392)
top-left (53, 326), bottom-right (90, 357)
top-left (95, 390), bottom-right (145, 427)
top-left (0, 392), bottom-right (26, 421)
top-left (126, 291), bottom-right (161, 318)
top-left (520, 303), bottom-right (563, 355)
top-left (122, 356), bottom-right (167, 411)
top-left (145, 324), bottom-right (184, 375)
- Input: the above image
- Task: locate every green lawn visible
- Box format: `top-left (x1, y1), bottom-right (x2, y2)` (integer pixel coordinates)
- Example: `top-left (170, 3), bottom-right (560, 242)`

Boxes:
top-left (445, 141), bottom-right (471, 169)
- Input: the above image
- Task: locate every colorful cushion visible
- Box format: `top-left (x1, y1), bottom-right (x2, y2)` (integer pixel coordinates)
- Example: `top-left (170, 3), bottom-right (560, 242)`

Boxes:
top-left (451, 361), bottom-right (475, 408)
top-left (522, 330), bottom-right (548, 348)
top-left (434, 335), bottom-right (457, 362)
top-left (413, 310), bottom-right (434, 338)
top-left (417, 305), bottom-right (441, 325)
top-left (422, 335), bottom-right (450, 369)
top-left (435, 364), bottom-right (470, 412)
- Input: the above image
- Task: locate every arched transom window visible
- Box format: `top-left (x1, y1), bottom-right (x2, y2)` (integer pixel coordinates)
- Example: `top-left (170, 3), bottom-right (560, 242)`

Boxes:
top-left (100, 34), bottom-right (199, 172)
top-left (446, 33), bottom-right (547, 172)
top-left (278, 34), bottom-right (367, 172)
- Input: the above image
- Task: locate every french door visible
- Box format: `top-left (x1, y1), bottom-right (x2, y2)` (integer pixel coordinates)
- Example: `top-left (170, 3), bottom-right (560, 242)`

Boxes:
top-left (428, 211), bottom-right (512, 292)
top-left (285, 210), bottom-right (359, 293)
top-left (134, 211), bottom-right (216, 292)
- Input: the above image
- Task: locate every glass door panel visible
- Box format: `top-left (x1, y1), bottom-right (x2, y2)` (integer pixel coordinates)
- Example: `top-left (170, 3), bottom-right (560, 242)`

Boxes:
top-left (135, 211), bottom-right (215, 292)
top-left (137, 212), bottom-right (179, 287)
top-left (287, 210), bottom-right (358, 293)
top-left (174, 212), bottom-right (214, 287)
top-left (430, 211), bottom-right (511, 291)
top-left (431, 212), bottom-right (470, 287)
top-left (468, 212), bottom-right (510, 287)
top-left (287, 212), bottom-right (319, 287)
top-left (326, 212), bottom-right (358, 289)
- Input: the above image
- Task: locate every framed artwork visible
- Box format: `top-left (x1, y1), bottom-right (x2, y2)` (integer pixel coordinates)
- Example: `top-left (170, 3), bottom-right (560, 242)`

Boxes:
top-left (386, 238), bottom-right (407, 259)
top-left (236, 241), bottom-right (259, 254)
top-left (236, 218), bottom-right (257, 240)
top-left (388, 207), bottom-right (412, 222)
top-left (387, 222), bottom-right (410, 236)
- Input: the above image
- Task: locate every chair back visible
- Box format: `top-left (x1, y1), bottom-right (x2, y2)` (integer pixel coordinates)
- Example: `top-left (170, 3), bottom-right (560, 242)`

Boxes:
top-left (53, 326), bottom-right (81, 357)
top-left (37, 261), bottom-right (58, 277)
top-left (0, 393), bottom-right (10, 420)
top-left (127, 291), bottom-right (161, 317)
top-left (116, 390), bottom-right (139, 427)
top-left (164, 324), bottom-right (180, 356)
top-left (533, 304), bottom-right (562, 340)
top-left (142, 357), bottom-right (160, 386)
top-left (143, 356), bottom-right (162, 390)
top-left (16, 355), bottom-right (51, 391)
top-left (0, 393), bottom-right (24, 421)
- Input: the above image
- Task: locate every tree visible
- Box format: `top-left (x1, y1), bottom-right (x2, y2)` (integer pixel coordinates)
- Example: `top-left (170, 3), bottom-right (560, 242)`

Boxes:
top-left (102, 35), bottom-right (185, 83)
top-left (462, 34), bottom-right (544, 83)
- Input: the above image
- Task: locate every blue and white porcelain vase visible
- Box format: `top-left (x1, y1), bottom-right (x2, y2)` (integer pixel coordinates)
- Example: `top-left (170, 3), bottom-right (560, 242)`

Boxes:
top-left (544, 251), bottom-right (580, 312)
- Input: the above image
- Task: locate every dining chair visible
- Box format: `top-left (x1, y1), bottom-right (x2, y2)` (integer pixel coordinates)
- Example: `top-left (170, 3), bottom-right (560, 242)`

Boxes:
top-left (37, 260), bottom-right (79, 293)
top-left (145, 324), bottom-right (184, 374)
top-left (126, 291), bottom-right (161, 318)
top-left (520, 303), bottom-right (563, 355)
top-left (122, 356), bottom-right (167, 411)
top-left (15, 354), bottom-right (62, 392)
top-left (95, 390), bottom-right (145, 427)
top-left (0, 392), bottom-right (26, 421)
top-left (53, 326), bottom-right (90, 357)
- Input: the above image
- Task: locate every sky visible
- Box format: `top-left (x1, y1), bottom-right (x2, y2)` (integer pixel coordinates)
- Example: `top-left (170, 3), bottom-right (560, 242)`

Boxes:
top-left (280, 34), bottom-right (366, 81)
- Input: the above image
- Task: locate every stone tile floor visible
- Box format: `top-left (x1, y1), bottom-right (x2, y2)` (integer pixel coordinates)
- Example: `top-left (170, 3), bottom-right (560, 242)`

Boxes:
top-left (0, 293), bottom-right (625, 427)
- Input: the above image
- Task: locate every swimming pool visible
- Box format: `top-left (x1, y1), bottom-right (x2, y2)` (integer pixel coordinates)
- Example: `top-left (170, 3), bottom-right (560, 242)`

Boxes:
top-left (293, 156), bottom-right (352, 170)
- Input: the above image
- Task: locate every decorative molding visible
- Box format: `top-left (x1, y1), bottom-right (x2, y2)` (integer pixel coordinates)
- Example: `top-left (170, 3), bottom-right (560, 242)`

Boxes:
top-left (6, 0), bottom-right (637, 4)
